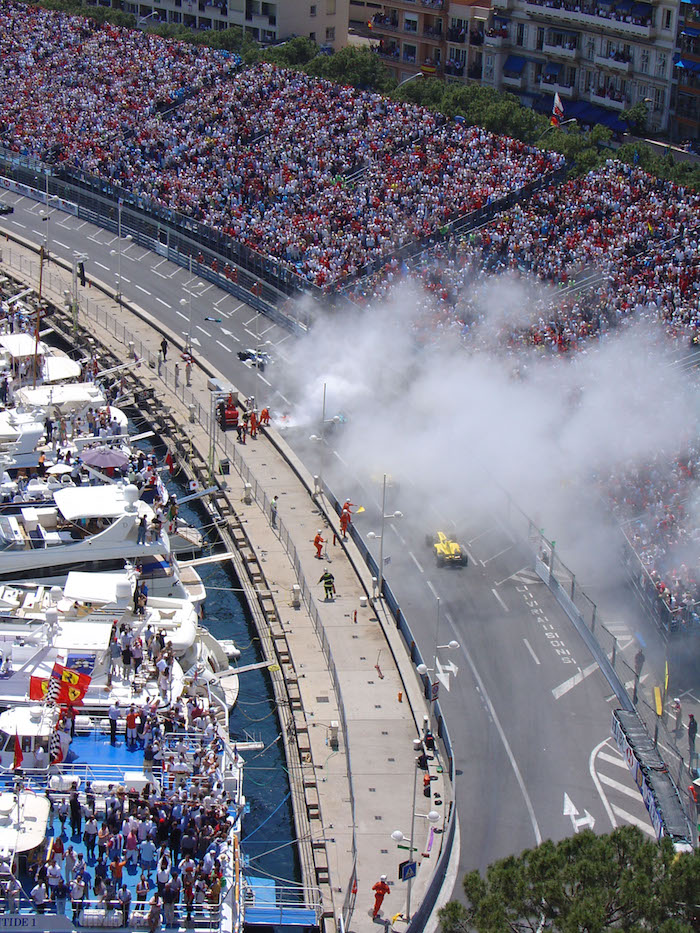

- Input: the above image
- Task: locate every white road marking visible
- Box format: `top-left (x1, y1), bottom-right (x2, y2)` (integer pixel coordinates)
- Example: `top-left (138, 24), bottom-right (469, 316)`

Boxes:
top-left (11, 220), bottom-right (26, 229)
top-left (121, 276), bottom-right (130, 283)
top-left (220, 328), bottom-right (240, 342)
top-left (244, 315), bottom-right (256, 326)
top-left (276, 391), bottom-right (291, 405)
top-left (464, 546), bottom-right (477, 566)
top-left (152, 270), bottom-right (168, 280)
top-left (196, 326), bottom-right (211, 337)
top-left (610, 804), bottom-right (655, 836)
top-left (426, 580), bottom-right (439, 600)
top-left (390, 523), bottom-right (406, 545)
top-left (552, 660), bottom-right (599, 699)
top-left (491, 588), bottom-right (509, 612)
top-left (444, 614), bottom-right (542, 846)
top-left (106, 234), bottom-right (118, 245)
top-left (176, 311), bottom-right (188, 321)
top-left (168, 268), bottom-right (180, 278)
top-left (54, 239), bottom-right (69, 250)
top-left (135, 284), bottom-right (151, 296)
top-left (153, 258), bottom-right (167, 270)
top-left (523, 638), bottom-right (540, 665)
top-left (257, 373), bottom-right (272, 386)
top-left (482, 545), bottom-right (513, 566)
top-left (94, 261), bottom-right (109, 271)
top-left (198, 283), bottom-right (213, 294)
top-left (468, 527), bottom-right (496, 545)
top-left (76, 221), bottom-right (88, 230)
top-left (216, 340), bottom-right (232, 353)
top-left (590, 739), bottom-right (618, 830)
top-left (331, 449), bottom-right (348, 466)
top-left (409, 551), bottom-right (424, 574)
top-left (244, 328), bottom-right (259, 341)
top-left (156, 298), bottom-right (171, 308)
top-left (596, 751), bottom-right (628, 769)
top-left (599, 773), bottom-right (643, 800)
top-left (32, 229), bottom-right (44, 238)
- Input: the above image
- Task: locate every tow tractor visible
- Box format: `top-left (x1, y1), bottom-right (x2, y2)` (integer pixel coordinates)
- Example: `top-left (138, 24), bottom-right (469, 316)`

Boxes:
top-left (216, 394), bottom-right (239, 431)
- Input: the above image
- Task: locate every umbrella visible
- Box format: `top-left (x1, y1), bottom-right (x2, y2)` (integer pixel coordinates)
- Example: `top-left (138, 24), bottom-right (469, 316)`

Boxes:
top-left (81, 447), bottom-right (129, 469)
top-left (47, 463), bottom-right (74, 475)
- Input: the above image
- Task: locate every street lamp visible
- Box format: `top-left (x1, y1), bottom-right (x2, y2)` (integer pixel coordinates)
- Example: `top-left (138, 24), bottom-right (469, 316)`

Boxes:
top-left (110, 202), bottom-right (133, 304)
top-left (309, 382), bottom-right (340, 497)
top-left (396, 71), bottom-right (424, 89)
top-left (179, 257), bottom-right (202, 355)
top-left (417, 597), bottom-right (460, 701)
top-left (535, 117), bottom-right (577, 144)
top-left (391, 738), bottom-right (440, 922)
top-left (366, 473), bottom-right (403, 598)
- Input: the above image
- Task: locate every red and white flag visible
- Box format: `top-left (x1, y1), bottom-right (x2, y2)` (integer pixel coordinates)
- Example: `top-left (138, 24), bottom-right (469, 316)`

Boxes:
top-left (551, 92), bottom-right (564, 126)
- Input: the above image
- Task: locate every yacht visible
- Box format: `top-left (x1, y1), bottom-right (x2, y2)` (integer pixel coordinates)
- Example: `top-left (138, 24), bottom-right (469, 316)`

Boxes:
top-left (0, 483), bottom-right (202, 583)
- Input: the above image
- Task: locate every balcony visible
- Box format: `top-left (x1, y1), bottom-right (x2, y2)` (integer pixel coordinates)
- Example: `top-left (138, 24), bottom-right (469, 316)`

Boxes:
top-left (523, 2), bottom-right (654, 38)
top-left (485, 32), bottom-right (509, 47)
top-left (422, 28), bottom-right (445, 41)
top-left (589, 90), bottom-right (627, 109)
top-left (543, 40), bottom-right (579, 58)
top-left (540, 79), bottom-right (578, 97)
top-left (593, 51), bottom-right (631, 72)
top-left (502, 73), bottom-right (526, 88)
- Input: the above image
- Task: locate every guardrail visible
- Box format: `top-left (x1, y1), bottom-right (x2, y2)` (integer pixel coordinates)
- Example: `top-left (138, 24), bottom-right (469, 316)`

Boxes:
top-left (501, 490), bottom-right (693, 814)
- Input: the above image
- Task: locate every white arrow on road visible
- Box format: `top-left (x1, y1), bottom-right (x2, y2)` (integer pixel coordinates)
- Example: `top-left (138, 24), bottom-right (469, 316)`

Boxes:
top-left (563, 793), bottom-right (595, 833)
top-left (220, 328), bottom-right (240, 342)
top-left (435, 658), bottom-right (459, 691)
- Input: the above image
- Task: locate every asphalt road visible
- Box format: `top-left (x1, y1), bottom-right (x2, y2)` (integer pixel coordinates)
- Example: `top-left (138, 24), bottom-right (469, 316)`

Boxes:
top-left (0, 192), bottom-right (657, 888)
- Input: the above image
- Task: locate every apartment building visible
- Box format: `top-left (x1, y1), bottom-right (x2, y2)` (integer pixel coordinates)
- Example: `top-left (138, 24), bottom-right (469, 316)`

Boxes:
top-left (369, 0), bottom-right (490, 84)
top-left (673, 0), bottom-right (700, 139)
top-left (107, 0), bottom-right (349, 48)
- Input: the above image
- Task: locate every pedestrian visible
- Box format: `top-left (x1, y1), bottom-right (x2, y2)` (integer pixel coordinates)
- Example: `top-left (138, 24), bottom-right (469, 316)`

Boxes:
top-left (319, 570), bottom-right (335, 600)
top-left (634, 648), bottom-right (645, 677)
top-left (70, 876), bottom-right (85, 923)
top-left (270, 495), bottom-right (279, 529)
top-left (109, 700), bottom-right (121, 746)
top-left (55, 878), bottom-right (69, 916)
top-left (84, 814), bottom-right (98, 859)
top-left (340, 507), bottom-right (351, 538)
top-left (118, 883), bottom-right (132, 926)
top-left (160, 338), bottom-right (168, 362)
top-left (185, 357), bottom-right (192, 387)
top-left (147, 893), bottom-right (162, 933)
top-left (174, 363), bottom-right (179, 387)
top-left (249, 409), bottom-right (258, 439)
top-left (689, 713), bottom-right (697, 760)
top-left (64, 845), bottom-right (76, 883)
top-left (157, 349), bottom-right (163, 375)
top-left (69, 789), bottom-right (82, 839)
top-left (314, 530), bottom-right (325, 559)
top-left (260, 406), bottom-right (270, 426)
top-left (137, 514), bottom-right (148, 546)
top-left (31, 879), bottom-right (47, 913)
top-left (372, 875), bottom-right (390, 919)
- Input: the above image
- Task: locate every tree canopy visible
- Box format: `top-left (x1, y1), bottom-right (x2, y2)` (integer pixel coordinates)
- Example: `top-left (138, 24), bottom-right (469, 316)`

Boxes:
top-left (439, 826), bottom-right (700, 933)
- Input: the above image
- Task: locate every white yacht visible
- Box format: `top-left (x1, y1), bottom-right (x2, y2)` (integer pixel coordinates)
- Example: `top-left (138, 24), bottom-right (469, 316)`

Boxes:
top-left (0, 333), bottom-right (82, 391)
top-left (0, 483), bottom-right (202, 584)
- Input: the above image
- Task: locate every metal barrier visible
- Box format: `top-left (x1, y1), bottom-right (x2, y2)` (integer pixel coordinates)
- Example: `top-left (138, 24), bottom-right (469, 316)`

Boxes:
top-left (502, 490), bottom-right (693, 807)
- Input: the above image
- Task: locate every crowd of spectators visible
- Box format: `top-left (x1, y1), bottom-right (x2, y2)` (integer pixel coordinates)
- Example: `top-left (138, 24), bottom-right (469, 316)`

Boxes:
top-left (0, 5), bottom-right (564, 286)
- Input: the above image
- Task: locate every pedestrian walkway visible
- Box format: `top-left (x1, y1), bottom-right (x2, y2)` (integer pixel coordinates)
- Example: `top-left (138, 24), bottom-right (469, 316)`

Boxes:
top-left (0, 236), bottom-right (454, 933)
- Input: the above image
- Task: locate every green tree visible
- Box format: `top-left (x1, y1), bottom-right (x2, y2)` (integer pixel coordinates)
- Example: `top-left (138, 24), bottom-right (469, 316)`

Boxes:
top-left (304, 46), bottom-right (394, 92)
top-left (439, 827), bottom-right (700, 933)
top-left (621, 100), bottom-right (650, 136)
top-left (263, 36), bottom-right (319, 67)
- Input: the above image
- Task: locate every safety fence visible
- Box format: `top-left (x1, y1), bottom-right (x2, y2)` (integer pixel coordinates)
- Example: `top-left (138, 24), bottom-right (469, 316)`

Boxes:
top-left (502, 492), bottom-right (694, 814)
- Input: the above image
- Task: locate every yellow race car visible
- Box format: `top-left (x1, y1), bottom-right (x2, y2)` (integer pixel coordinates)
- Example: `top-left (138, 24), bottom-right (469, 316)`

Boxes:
top-left (425, 532), bottom-right (468, 567)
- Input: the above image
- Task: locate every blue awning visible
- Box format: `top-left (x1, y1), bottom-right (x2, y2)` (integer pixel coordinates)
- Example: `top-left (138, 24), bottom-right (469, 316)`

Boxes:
top-left (631, 1), bottom-right (651, 14)
top-left (503, 54), bottom-right (526, 73)
top-left (544, 61), bottom-right (562, 75)
top-left (616, 0), bottom-right (633, 11)
top-left (682, 25), bottom-right (700, 35)
top-left (675, 55), bottom-right (700, 71)
top-left (493, 13), bottom-right (510, 22)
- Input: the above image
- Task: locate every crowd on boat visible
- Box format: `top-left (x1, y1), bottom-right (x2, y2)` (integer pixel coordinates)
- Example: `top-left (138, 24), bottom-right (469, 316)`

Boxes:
top-left (25, 698), bottom-right (235, 928)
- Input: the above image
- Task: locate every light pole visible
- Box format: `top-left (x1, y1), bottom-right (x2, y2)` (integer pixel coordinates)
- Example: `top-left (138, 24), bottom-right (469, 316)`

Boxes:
top-left (179, 256), bottom-right (200, 355)
top-left (40, 168), bottom-right (52, 262)
top-left (110, 203), bottom-right (132, 305)
top-left (391, 738), bottom-right (440, 922)
top-left (366, 473), bottom-right (403, 597)
top-left (416, 636), bottom-right (460, 704)
top-left (309, 382), bottom-right (340, 497)
top-left (396, 71), bottom-right (425, 90)
top-left (535, 117), bottom-right (577, 144)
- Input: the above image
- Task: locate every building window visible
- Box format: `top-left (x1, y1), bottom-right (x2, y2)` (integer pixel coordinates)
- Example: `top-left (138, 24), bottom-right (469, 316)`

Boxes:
top-left (309, 30), bottom-right (315, 39)
top-left (326, 0), bottom-right (335, 12)
top-left (403, 42), bottom-right (416, 62)
top-left (639, 48), bottom-right (649, 73)
top-left (484, 53), bottom-right (494, 80)
top-left (310, 3), bottom-right (316, 14)
top-left (654, 87), bottom-right (664, 110)
top-left (516, 23), bottom-right (526, 47)
top-left (404, 13), bottom-right (418, 32)
top-left (664, 9), bottom-right (671, 28)
top-left (656, 51), bottom-right (666, 77)
top-left (326, 26), bottom-right (335, 39)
